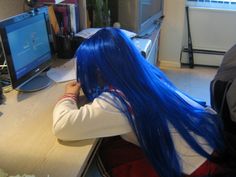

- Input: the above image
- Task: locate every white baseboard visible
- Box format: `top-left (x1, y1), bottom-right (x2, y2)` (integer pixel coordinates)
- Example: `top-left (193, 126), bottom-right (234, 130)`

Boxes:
top-left (181, 52), bottom-right (223, 66)
top-left (159, 60), bottom-right (181, 69)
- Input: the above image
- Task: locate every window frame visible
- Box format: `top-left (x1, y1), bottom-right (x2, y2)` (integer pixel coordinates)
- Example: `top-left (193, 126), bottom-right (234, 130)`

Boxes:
top-left (186, 0), bottom-right (236, 10)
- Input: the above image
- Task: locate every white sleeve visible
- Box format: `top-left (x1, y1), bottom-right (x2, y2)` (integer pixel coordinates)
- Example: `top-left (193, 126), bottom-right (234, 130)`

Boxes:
top-left (53, 92), bottom-right (132, 141)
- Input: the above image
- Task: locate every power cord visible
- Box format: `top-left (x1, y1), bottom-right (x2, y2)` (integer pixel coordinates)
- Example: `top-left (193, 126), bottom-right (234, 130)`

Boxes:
top-left (0, 60), bottom-right (11, 91)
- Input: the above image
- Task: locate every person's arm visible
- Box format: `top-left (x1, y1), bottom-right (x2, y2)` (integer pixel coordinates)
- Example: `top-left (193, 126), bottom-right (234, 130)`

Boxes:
top-left (53, 81), bottom-right (132, 141)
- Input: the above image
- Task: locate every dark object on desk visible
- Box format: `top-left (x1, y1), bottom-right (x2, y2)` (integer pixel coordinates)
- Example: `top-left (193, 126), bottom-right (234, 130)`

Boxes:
top-left (25, 0), bottom-right (37, 7)
top-left (56, 35), bottom-right (75, 59)
top-left (186, 6), bottom-right (194, 68)
top-left (0, 82), bottom-right (4, 105)
top-left (56, 35), bottom-right (84, 59)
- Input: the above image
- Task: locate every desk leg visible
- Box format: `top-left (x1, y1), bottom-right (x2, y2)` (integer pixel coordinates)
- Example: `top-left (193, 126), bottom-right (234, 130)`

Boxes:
top-left (80, 138), bottom-right (103, 177)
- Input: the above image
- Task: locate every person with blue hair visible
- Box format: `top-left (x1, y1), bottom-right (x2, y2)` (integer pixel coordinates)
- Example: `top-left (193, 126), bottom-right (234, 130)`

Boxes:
top-left (53, 28), bottom-right (235, 177)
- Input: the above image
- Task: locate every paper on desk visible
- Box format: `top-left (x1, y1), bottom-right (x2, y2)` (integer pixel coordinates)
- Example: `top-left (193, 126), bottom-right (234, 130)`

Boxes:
top-left (75, 28), bottom-right (137, 39)
top-left (47, 59), bottom-right (76, 83)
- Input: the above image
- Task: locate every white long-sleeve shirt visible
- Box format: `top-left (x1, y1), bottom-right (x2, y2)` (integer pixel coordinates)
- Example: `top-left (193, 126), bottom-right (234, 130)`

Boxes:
top-left (53, 92), bottom-right (213, 175)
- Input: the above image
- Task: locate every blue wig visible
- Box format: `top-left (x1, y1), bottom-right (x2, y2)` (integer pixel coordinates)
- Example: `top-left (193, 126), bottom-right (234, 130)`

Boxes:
top-left (76, 28), bottom-right (224, 177)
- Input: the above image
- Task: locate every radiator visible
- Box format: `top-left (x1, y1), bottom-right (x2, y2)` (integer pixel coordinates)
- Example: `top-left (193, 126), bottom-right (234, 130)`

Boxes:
top-left (181, 7), bottom-right (236, 66)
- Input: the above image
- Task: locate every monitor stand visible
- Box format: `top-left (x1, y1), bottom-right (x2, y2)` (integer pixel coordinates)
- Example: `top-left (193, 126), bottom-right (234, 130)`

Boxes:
top-left (17, 74), bottom-right (52, 92)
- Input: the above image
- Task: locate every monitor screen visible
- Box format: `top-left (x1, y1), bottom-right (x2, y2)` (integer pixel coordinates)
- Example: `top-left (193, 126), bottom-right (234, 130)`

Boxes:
top-left (6, 14), bottom-right (51, 79)
top-left (0, 7), bottom-right (53, 92)
top-left (118, 0), bottom-right (164, 35)
top-left (141, 0), bottom-right (162, 24)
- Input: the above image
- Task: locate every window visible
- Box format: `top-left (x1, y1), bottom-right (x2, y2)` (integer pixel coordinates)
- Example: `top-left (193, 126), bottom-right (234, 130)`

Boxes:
top-left (187, 0), bottom-right (236, 9)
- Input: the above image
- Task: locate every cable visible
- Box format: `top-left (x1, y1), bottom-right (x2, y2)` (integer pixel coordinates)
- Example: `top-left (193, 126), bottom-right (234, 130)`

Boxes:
top-left (0, 49), bottom-right (6, 69)
top-left (0, 60), bottom-right (7, 70)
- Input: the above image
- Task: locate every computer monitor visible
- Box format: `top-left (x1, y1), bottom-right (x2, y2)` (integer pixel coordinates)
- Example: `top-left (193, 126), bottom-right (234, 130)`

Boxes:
top-left (0, 7), bottom-right (53, 92)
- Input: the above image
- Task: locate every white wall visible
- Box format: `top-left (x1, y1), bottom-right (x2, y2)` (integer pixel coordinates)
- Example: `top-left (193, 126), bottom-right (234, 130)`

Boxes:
top-left (0, 0), bottom-right (25, 20)
top-left (185, 7), bottom-right (236, 51)
top-left (159, 1), bottom-right (236, 67)
top-left (159, 0), bottom-right (185, 68)
top-left (181, 7), bottom-right (236, 66)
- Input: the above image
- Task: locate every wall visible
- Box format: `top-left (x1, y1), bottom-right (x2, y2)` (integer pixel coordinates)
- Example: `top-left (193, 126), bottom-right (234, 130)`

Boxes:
top-left (0, 0), bottom-right (25, 20)
top-left (181, 7), bottom-right (236, 66)
top-left (159, 1), bottom-right (236, 68)
top-left (158, 0), bottom-right (185, 68)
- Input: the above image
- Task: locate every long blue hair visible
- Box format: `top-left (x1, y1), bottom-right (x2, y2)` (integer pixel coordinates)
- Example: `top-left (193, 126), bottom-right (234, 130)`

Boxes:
top-left (76, 28), bottom-right (224, 177)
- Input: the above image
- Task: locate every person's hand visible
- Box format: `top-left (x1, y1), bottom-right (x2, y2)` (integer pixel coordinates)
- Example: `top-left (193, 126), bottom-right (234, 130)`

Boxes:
top-left (65, 81), bottom-right (81, 97)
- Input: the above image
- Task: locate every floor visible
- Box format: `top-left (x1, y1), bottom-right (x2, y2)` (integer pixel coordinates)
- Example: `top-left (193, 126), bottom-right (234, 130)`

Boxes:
top-left (162, 66), bottom-right (218, 106)
top-left (84, 66), bottom-right (219, 177)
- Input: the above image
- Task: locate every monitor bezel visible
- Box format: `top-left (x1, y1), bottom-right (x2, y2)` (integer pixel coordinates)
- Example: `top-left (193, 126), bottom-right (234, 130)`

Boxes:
top-left (0, 7), bottom-right (53, 90)
top-left (139, 0), bottom-right (164, 35)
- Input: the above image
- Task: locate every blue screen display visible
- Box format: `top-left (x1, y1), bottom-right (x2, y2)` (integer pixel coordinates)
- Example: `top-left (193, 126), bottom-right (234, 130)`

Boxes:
top-left (6, 14), bottom-right (51, 79)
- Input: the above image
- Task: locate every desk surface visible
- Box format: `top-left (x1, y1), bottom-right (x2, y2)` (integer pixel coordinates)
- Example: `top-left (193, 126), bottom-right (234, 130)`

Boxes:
top-left (0, 81), bottom-right (99, 177)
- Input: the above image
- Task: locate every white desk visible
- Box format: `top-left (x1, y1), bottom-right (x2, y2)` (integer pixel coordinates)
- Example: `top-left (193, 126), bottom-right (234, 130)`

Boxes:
top-left (0, 81), bottom-right (100, 177)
